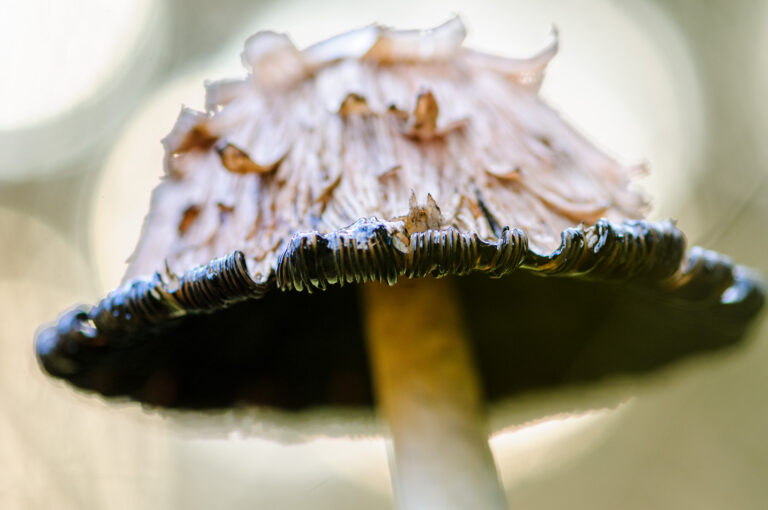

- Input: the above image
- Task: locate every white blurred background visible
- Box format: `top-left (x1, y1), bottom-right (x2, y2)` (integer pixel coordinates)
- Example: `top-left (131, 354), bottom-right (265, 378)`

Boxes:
top-left (1, 0), bottom-right (767, 508)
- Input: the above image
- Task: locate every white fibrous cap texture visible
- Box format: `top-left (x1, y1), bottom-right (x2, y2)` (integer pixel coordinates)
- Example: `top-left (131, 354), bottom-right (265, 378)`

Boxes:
top-left (128, 18), bottom-right (645, 283)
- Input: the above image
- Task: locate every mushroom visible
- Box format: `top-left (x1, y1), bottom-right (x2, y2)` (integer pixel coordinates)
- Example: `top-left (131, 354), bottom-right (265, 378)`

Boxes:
top-left (35, 18), bottom-right (763, 509)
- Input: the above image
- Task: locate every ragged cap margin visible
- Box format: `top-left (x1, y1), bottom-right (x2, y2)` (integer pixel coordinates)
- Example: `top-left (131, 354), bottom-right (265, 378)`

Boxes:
top-left (36, 216), bottom-right (764, 379)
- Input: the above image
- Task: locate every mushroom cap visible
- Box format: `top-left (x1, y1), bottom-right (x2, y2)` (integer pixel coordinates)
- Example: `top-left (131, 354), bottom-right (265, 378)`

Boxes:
top-left (36, 19), bottom-right (763, 412)
top-left (128, 18), bottom-right (642, 282)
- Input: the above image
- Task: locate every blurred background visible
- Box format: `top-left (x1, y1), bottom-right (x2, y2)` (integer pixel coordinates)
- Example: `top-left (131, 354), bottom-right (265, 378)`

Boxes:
top-left (1, 0), bottom-right (767, 508)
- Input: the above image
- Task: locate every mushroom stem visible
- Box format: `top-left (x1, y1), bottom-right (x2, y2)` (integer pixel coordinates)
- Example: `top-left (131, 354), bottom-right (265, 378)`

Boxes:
top-left (363, 277), bottom-right (507, 510)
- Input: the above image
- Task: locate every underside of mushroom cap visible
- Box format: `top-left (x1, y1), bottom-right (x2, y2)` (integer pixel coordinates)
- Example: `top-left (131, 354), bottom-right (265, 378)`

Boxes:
top-left (36, 216), bottom-right (764, 409)
top-left (35, 19), bottom-right (763, 413)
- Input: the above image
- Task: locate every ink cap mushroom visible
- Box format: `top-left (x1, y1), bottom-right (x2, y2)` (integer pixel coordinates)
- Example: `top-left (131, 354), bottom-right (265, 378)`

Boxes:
top-left (36, 18), bottom-right (764, 509)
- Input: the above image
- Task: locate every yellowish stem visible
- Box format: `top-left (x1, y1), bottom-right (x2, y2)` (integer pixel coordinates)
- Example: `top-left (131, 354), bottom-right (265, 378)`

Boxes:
top-left (363, 277), bottom-right (507, 510)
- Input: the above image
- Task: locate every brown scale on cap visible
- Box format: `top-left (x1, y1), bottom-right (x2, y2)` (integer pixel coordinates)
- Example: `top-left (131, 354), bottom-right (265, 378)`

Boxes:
top-left (126, 17), bottom-right (644, 284)
top-left (338, 93), bottom-right (372, 116)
